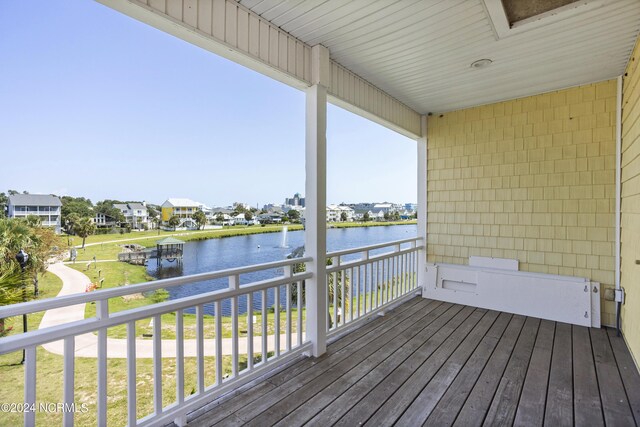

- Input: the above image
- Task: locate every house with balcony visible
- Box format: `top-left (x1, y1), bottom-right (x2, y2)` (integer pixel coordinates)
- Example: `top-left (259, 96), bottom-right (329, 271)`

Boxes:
top-left (114, 202), bottom-right (150, 230)
top-left (5, 1), bottom-right (640, 426)
top-left (326, 204), bottom-right (355, 222)
top-left (6, 193), bottom-right (62, 233)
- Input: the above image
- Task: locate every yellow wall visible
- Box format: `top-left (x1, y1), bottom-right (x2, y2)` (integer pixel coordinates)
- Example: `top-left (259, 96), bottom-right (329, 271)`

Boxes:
top-left (427, 80), bottom-right (618, 325)
top-left (621, 39), bottom-right (640, 363)
top-left (161, 207), bottom-right (172, 222)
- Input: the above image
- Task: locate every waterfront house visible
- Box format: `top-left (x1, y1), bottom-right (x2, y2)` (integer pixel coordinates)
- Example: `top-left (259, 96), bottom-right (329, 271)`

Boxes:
top-left (114, 202), bottom-right (150, 230)
top-left (326, 204), bottom-right (355, 222)
top-left (161, 198), bottom-right (203, 222)
top-left (7, 193), bottom-right (62, 233)
top-left (5, 1), bottom-right (640, 426)
top-left (93, 212), bottom-right (118, 228)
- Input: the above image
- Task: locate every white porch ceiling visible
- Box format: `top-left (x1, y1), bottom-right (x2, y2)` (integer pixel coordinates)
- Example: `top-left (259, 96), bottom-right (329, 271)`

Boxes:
top-left (238, 0), bottom-right (640, 113)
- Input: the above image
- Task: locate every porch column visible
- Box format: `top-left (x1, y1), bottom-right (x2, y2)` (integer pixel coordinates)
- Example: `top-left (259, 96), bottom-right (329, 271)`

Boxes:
top-left (305, 45), bottom-right (330, 357)
top-left (417, 115), bottom-right (428, 290)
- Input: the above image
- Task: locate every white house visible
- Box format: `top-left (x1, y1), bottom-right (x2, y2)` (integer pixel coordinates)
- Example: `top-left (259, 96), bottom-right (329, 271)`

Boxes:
top-left (7, 194), bottom-right (62, 233)
top-left (114, 202), bottom-right (150, 229)
top-left (326, 204), bottom-right (354, 222)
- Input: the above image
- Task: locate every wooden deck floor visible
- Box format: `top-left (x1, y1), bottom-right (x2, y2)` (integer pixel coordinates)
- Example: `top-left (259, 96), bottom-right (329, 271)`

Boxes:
top-left (186, 297), bottom-right (640, 427)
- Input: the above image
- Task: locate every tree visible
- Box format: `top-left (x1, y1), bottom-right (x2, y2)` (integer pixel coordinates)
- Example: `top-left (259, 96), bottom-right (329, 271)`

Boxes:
top-left (392, 211), bottom-right (401, 221)
top-left (26, 226), bottom-right (63, 296)
top-left (215, 213), bottom-right (225, 224)
top-left (340, 212), bottom-right (348, 222)
top-left (61, 196), bottom-right (93, 228)
top-left (74, 217), bottom-right (96, 248)
top-left (168, 215), bottom-right (180, 231)
top-left (287, 210), bottom-right (300, 222)
top-left (383, 212), bottom-right (390, 221)
top-left (193, 210), bottom-right (207, 230)
top-left (0, 218), bottom-right (62, 332)
top-left (0, 193), bottom-right (8, 218)
top-left (363, 212), bottom-right (371, 222)
top-left (244, 211), bottom-right (254, 222)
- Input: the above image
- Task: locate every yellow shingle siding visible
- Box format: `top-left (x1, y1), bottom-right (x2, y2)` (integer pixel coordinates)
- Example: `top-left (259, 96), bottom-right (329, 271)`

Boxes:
top-left (427, 80), bottom-right (617, 326)
top-left (621, 38), bottom-right (640, 365)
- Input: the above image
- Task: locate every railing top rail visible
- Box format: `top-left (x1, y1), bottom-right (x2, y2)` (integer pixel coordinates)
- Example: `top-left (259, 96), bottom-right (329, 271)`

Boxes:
top-left (327, 237), bottom-right (422, 258)
top-left (0, 270), bottom-right (313, 355)
top-left (326, 244), bottom-right (423, 273)
top-left (0, 256), bottom-right (311, 318)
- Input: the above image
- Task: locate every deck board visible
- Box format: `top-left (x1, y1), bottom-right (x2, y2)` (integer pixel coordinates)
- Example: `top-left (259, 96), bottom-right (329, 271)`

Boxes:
top-left (513, 319), bottom-right (555, 426)
top-left (545, 322), bottom-right (573, 426)
top-left (591, 328), bottom-right (635, 425)
top-left (573, 325), bottom-right (604, 426)
top-left (482, 316), bottom-right (540, 426)
top-left (185, 297), bottom-right (640, 427)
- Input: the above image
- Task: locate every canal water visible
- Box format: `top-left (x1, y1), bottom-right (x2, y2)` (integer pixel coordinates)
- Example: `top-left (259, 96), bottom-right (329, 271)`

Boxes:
top-left (147, 224), bottom-right (417, 315)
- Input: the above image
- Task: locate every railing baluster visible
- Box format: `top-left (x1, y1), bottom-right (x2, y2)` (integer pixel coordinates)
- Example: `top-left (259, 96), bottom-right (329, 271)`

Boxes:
top-left (24, 346), bottom-right (36, 427)
top-left (400, 251), bottom-right (404, 295)
top-left (247, 293), bottom-right (254, 370)
top-left (176, 309), bottom-right (185, 402)
top-left (351, 268), bottom-right (356, 322)
top-left (229, 275), bottom-right (239, 378)
top-left (332, 256), bottom-right (338, 331)
top-left (261, 289), bottom-right (268, 362)
top-left (340, 266), bottom-right (345, 327)
top-left (231, 297), bottom-right (239, 377)
top-left (369, 263), bottom-right (373, 312)
top-left (297, 281), bottom-right (302, 346)
top-left (196, 304), bottom-right (205, 392)
top-left (356, 263), bottom-right (361, 319)
top-left (153, 314), bottom-right (162, 416)
top-left (127, 321), bottom-right (137, 427)
top-left (96, 300), bottom-right (108, 427)
top-left (374, 260), bottom-right (379, 309)
top-left (286, 283), bottom-right (292, 352)
top-left (274, 285), bottom-right (280, 357)
top-left (63, 337), bottom-right (75, 426)
top-left (214, 302), bottom-right (222, 386)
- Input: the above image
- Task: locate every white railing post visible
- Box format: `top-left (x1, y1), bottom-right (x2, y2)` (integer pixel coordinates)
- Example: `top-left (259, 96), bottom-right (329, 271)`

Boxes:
top-left (417, 115), bottom-right (428, 293)
top-left (96, 299), bottom-right (108, 427)
top-left (305, 44), bottom-right (330, 357)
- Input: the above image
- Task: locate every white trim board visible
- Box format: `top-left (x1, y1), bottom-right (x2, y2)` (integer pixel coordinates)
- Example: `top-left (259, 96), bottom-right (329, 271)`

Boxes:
top-left (424, 263), bottom-right (600, 328)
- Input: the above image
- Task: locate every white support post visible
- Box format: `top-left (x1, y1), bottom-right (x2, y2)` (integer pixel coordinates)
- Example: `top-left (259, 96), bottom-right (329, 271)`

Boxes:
top-left (417, 115), bottom-right (428, 293)
top-left (305, 44), bottom-right (330, 357)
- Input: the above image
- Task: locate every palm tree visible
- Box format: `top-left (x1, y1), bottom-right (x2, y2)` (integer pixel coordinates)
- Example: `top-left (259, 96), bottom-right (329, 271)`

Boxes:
top-left (193, 210), bottom-right (207, 230)
top-left (74, 217), bottom-right (96, 248)
top-left (168, 215), bottom-right (180, 231)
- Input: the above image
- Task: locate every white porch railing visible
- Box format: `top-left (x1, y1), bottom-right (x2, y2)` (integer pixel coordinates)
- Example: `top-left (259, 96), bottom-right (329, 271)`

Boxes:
top-left (326, 237), bottom-right (423, 337)
top-left (0, 238), bottom-right (423, 426)
top-left (0, 257), bottom-right (311, 427)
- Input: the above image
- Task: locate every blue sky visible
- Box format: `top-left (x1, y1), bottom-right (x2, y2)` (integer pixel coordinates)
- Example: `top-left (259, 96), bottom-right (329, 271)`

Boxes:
top-left (0, 1), bottom-right (416, 207)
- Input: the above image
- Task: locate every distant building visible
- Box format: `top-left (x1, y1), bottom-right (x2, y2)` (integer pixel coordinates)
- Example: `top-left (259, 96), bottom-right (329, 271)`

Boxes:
top-left (94, 212), bottom-right (118, 228)
top-left (7, 194), bottom-right (62, 233)
top-left (404, 203), bottom-right (417, 212)
top-left (285, 193), bottom-right (305, 208)
top-left (161, 198), bottom-right (203, 222)
top-left (114, 202), bottom-right (150, 229)
top-left (326, 204), bottom-right (354, 222)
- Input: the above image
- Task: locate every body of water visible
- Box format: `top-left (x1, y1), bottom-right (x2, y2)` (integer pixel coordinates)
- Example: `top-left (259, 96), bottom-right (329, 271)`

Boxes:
top-left (147, 224), bottom-right (417, 315)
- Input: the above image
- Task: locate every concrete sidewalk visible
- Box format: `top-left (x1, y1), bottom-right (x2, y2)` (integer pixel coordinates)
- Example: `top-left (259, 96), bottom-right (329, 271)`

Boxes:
top-left (41, 263), bottom-right (304, 358)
